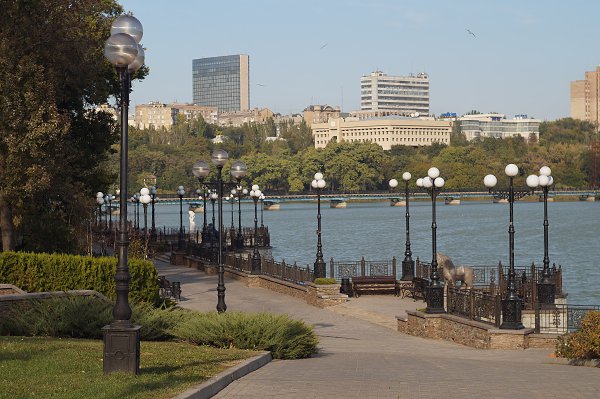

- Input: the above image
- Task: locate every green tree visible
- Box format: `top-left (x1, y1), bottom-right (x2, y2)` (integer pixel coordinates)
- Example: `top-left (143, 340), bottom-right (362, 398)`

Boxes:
top-left (0, 0), bottom-right (141, 252)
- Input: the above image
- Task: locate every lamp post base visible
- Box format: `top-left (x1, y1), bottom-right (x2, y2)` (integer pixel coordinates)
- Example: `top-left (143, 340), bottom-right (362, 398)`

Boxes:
top-left (401, 258), bottom-right (415, 281)
top-left (426, 284), bottom-right (445, 313)
top-left (314, 259), bottom-right (326, 279)
top-left (500, 297), bottom-right (524, 329)
top-left (102, 324), bottom-right (141, 375)
top-left (251, 251), bottom-right (261, 274)
top-left (537, 282), bottom-right (556, 305)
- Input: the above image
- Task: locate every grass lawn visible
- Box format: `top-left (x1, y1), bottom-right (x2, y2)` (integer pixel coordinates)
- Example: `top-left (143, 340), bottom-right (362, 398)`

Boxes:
top-left (0, 336), bottom-right (260, 399)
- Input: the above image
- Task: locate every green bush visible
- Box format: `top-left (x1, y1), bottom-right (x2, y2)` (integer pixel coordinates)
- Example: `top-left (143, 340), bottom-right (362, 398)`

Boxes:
top-left (0, 295), bottom-right (112, 338)
top-left (0, 296), bottom-right (319, 360)
top-left (171, 311), bottom-right (319, 359)
top-left (314, 277), bottom-right (337, 285)
top-left (0, 251), bottom-right (158, 303)
top-left (556, 311), bottom-right (600, 360)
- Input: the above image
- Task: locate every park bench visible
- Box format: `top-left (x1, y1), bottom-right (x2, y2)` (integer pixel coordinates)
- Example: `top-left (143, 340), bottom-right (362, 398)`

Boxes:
top-left (400, 277), bottom-right (429, 301)
top-left (158, 275), bottom-right (181, 301)
top-left (351, 276), bottom-right (399, 297)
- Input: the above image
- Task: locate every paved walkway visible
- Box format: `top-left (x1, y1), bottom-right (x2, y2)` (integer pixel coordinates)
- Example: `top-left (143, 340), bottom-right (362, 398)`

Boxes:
top-left (155, 259), bottom-right (600, 398)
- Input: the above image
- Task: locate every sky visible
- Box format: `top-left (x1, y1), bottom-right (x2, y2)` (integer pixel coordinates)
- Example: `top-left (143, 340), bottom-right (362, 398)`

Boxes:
top-left (119, 0), bottom-right (600, 121)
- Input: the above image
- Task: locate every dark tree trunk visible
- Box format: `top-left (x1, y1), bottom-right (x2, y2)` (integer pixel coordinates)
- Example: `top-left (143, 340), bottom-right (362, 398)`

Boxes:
top-left (0, 196), bottom-right (15, 251)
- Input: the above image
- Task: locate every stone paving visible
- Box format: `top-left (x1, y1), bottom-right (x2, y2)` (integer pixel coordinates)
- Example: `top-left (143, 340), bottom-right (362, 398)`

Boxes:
top-left (155, 259), bottom-right (600, 399)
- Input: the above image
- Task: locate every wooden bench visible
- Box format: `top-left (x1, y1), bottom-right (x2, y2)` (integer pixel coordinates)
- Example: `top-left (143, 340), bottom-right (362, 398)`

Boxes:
top-left (352, 276), bottom-right (399, 297)
top-left (158, 275), bottom-right (181, 301)
top-left (400, 277), bottom-right (429, 301)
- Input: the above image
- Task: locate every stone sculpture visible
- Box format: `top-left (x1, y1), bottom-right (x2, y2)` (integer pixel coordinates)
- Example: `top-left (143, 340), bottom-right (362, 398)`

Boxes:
top-left (437, 252), bottom-right (474, 289)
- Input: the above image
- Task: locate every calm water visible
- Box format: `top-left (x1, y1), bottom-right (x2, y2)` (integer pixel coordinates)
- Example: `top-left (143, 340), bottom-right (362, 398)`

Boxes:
top-left (142, 199), bottom-right (600, 305)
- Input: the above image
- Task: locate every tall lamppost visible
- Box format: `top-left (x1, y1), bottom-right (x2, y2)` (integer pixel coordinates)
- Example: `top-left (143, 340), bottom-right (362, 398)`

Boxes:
top-left (389, 171), bottom-right (414, 281)
top-left (191, 151), bottom-right (247, 313)
top-left (139, 188), bottom-right (150, 238)
top-left (312, 172), bottom-right (326, 279)
top-left (233, 185), bottom-right (248, 250)
top-left (250, 185), bottom-right (262, 274)
top-left (133, 193), bottom-right (140, 230)
top-left (229, 193), bottom-right (236, 230)
top-left (106, 194), bottom-right (114, 231)
top-left (259, 193), bottom-right (265, 228)
top-left (149, 186), bottom-right (157, 241)
top-left (96, 192), bottom-right (104, 230)
top-left (534, 166), bottom-right (556, 304)
top-left (416, 167), bottom-right (446, 313)
top-left (484, 164), bottom-right (538, 329)
top-left (192, 161), bottom-right (211, 247)
top-left (177, 185), bottom-right (185, 251)
top-left (102, 14), bottom-right (145, 375)
top-left (210, 191), bottom-right (218, 230)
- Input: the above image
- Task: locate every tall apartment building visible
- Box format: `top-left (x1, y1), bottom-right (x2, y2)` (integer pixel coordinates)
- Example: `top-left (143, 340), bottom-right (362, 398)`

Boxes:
top-left (360, 71), bottom-right (429, 116)
top-left (192, 54), bottom-right (249, 113)
top-left (134, 102), bottom-right (217, 130)
top-left (312, 117), bottom-right (451, 150)
top-left (571, 66), bottom-right (600, 127)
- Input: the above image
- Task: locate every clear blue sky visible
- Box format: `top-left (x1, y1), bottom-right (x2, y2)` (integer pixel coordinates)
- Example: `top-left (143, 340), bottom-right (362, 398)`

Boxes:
top-left (120, 0), bottom-right (599, 120)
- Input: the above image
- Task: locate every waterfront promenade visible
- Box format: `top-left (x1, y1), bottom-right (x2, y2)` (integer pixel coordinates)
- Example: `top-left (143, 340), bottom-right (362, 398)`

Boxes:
top-left (155, 258), bottom-right (600, 399)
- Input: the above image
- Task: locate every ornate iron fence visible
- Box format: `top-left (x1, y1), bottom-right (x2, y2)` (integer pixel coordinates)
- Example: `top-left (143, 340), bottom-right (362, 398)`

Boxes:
top-left (329, 257), bottom-right (397, 280)
top-left (535, 304), bottom-right (600, 334)
top-left (447, 287), bottom-right (501, 327)
top-left (261, 257), bottom-right (313, 284)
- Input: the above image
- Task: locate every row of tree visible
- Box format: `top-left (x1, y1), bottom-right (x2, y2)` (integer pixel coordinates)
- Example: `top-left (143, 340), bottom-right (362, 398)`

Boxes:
top-left (124, 117), bottom-right (597, 195)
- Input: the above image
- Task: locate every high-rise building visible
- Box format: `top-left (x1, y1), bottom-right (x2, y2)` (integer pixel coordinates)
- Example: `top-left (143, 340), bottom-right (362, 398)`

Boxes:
top-left (571, 66), bottom-right (600, 126)
top-left (360, 71), bottom-right (429, 116)
top-left (192, 54), bottom-right (249, 113)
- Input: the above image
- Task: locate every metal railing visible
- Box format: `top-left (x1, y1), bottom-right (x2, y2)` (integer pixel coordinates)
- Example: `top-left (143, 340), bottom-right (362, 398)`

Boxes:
top-left (535, 304), bottom-right (600, 334)
top-left (447, 287), bottom-right (501, 327)
top-left (329, 257), bottom-right (397, 280)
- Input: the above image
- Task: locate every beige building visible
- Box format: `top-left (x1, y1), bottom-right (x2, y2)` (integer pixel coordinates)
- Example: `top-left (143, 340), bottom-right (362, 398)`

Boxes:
top-left (312, 117), bottom-right (451, 150)
top-left (458, 113), bottom-right (540, 141)
top-left (361, 71), bottom-right (429, 116)
top-left (302, 105), bottom-right (341, 127)
top-left (571, 66), bottom-right (600, 127)
top-left (217, 108), bottom-right (274, 127)
top-left (134, 102), bottom-right (217, 130)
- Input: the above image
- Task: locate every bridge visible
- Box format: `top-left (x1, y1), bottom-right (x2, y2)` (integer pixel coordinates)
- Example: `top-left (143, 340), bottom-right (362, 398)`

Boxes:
top-left (121, 189), bottom-right (600, 206)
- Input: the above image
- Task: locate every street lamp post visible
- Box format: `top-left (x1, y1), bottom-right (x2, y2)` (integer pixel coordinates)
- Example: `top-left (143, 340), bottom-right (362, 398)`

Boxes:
top-left (484, 164), bottom-right (538, 329)
top-left (96, 192), bottom-right (104, 230)
top-left (177, 186), bottom-right (185, 251)
top-left (250, 185), bottom-right (262, 274)
top-left (535, 166), bottom-right (556, 304)
top-left (312, 172), bottom-right (326, 279)
top-left (416, 167), bottom-right (445, 314)
top-left (150, 186), bottom-right (157, 241)
top-left (234, 185), bottom-right (247, 250)
top-left (229, 193), bottom-right (236, 230)
top-left (102, 14), bottom-right (145, 375)
top-left (133, 193), bottom-right (140, 230)
top-left (140, 188), bottom-right (151, 258)
top-left (389, 171), bottom-right (414, 281)
top-left (259, 193), bottom-right (265, 228)
top-left (192, 151), bottom-right (247, 313)
top-left (106, 194), bottom-right (114, 231)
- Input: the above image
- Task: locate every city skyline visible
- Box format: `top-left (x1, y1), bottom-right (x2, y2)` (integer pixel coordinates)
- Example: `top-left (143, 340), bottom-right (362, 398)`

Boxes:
top-left (120, 0), bottom-right (600, 121)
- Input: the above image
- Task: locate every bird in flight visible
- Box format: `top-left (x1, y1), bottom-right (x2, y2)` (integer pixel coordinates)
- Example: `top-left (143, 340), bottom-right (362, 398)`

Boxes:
top-left (256, 83), bottom-right (265, 87)
top-left (320, 43), bottom-right (328, 49)
top-left (466, 29), bottom-right (476, 38)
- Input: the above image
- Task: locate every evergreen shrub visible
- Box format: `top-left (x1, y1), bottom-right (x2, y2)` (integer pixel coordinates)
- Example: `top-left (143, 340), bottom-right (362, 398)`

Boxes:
top-left (556, 311), bottom-right (600, 360)
top-left (314, 277), bottom-right (337, 285)
top-left (0, 251), bottom-right (158, 303)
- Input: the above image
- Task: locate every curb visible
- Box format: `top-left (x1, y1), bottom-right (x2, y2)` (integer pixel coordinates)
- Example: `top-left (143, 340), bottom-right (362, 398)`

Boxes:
top-left (171, 351), bottom-right (273, 399)
top-left (548, 357), bottom-right (600, 368)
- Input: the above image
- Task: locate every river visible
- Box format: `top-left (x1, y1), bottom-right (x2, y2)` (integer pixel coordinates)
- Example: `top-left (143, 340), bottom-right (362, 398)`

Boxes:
top-left (140, 199), bottom-right (600, 305)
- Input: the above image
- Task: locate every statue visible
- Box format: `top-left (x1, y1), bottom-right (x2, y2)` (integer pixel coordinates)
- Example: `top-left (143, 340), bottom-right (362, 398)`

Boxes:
top-left (437, 252), bottom-right (473, 289)
top-left (188, 210), bottom-right (196, 232)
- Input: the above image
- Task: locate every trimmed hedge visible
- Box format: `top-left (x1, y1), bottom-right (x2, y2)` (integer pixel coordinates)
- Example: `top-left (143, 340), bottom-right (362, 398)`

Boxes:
top-left (0, 251), bottom-right (158, 303)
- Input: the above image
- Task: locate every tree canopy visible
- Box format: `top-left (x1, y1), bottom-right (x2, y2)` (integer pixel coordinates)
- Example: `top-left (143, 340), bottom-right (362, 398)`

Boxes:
top-left (0, 0), bottom-right (145, 252)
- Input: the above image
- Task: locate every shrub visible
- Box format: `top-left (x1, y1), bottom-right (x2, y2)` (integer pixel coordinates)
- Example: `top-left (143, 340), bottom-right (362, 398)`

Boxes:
top-left (0, 251), bottom-right (158, 303)
top-left (0, 295), bottom-right (112, 338)
top-left (171, 311), bottom-right (319, 359)
top-left (314, 277), bottom-right (337, 285)
top-left (555, 311), bottom-right (600, 360)
top-left (131, 302), bottom-right (187, 341)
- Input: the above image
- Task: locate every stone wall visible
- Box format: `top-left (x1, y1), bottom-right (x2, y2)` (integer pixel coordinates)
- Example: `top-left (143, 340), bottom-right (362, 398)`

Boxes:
top-left (397, 310), bottom-right (559, 349)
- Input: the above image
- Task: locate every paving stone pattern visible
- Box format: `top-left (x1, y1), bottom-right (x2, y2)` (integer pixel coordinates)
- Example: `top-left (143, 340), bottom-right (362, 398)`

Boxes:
top-left (155, 259), bottom-right (600, 399)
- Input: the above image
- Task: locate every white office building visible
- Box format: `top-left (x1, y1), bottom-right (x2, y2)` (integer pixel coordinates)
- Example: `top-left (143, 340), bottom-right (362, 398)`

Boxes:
top-left (360, 71), bottom-right (429, 116)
